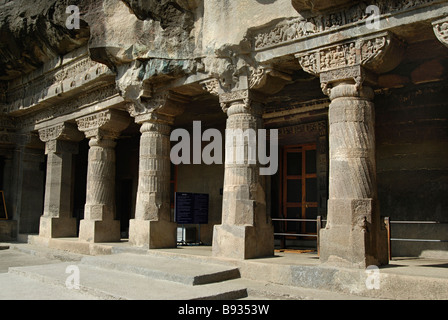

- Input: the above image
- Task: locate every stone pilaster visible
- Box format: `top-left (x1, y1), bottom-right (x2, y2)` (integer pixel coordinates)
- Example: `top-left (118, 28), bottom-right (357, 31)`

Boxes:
top-left (296, 32), bottom-right (404, 268)
top-left (38, 123), bottom-right (83, 238)
top-left (129, 115), bottom-right (177, 248)
top-left (212, 90), bottom-right (274, 260)
top-left (76, 110), bottom-right (130, 243)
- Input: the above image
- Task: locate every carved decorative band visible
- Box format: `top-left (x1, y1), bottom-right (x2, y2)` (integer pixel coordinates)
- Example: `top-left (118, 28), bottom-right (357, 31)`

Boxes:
top-left (277, 120), bottom-right (327, 138)
top-left (296, 34), bottom-right (388, 76)
top-left (253, 0), bottom-right (436, 51)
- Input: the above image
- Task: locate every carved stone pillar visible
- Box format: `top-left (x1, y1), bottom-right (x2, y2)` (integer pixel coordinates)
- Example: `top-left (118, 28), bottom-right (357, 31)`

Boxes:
top-left (127, 92), bottom-right (186, 248)
top-left (76, 110), bottom-right (130, 243)
top-left (297, 32), bottom-right (404, 268)
top-left (129, 115), bottom-right (176, 248)
top-left (322, 80), bottom-right (388, 268)
top-left (38, 123), bottom-right (83, 238)
top-left (212, 90), bottom-right (274, 260)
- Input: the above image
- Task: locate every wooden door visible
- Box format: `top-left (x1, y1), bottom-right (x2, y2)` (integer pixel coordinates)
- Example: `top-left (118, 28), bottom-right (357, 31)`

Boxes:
top-left (281, 144), bottom-right (318, 238)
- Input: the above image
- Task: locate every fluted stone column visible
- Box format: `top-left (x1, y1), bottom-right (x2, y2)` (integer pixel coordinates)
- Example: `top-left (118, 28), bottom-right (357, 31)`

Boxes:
top-left (320, 82), bottom-right (388, 268)
top-left (76, 110), bottom-right (130, 243)
top-left (212, 90), bottom-right (274, 260)
top-left (296, 32), bottom-right (405, 267)
top-left (38, 123), bottom-right (83, 238)
top-left (129, 117), bottom-right (177, 248)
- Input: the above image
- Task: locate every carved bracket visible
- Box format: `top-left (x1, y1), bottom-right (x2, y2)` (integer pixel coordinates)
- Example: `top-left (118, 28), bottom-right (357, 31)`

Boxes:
top-left (38, 123), bottom-right (83, 143)
top-left (248, 65), bottom-right (292, 94)
top-left (433, 17), bottom-right (448, 48)
top-left (126, 90), bottom-right (188, 125)
top-left (76, 109), bottom-right (130, 140)
top-left (200, 79), bottom-right (220, 96)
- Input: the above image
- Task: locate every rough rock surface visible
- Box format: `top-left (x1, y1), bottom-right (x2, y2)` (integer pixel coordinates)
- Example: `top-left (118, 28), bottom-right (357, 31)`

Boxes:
top-left (0, 0), bottom-right (90, 80)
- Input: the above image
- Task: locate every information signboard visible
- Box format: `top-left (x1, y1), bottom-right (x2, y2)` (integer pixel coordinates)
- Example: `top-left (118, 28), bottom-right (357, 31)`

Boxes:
top-left (175, 192), bottom-right (209, 225)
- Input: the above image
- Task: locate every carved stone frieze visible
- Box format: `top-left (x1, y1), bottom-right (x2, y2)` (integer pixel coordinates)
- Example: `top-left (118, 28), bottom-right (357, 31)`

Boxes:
top-left (5, 49), bottom-right (115, 116)
top-left (277, 120), bottom-right (327, 138)
top-left (297, 35), bottom-right (388, 75)
top-left (253, 0), bottom-right (436, 51)
top-left (17, 84), bottom-right (119, 130)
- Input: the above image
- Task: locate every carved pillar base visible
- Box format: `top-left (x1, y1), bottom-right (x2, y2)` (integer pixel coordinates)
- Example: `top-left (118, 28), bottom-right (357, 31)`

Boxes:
top-left (129, 219), bottom-right (177, 249)
top-left (319, 83), bottom-right (388, 268)
top-left (78, 219), bottom-right (121, 243)
top-left (39, 216), bottom-right (77, 239)
top-left (213, 224), bottom-right (274, 260)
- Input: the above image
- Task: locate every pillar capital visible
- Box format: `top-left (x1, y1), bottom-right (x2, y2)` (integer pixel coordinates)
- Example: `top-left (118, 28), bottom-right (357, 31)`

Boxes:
top-left (76, 109), bottom-right (130, 141)
top-left (296, 31), bottom-right (405, 95)
top-left (38, 123), bottom-right (83, 155)
top-left (38, 122), bottom-right (83, 143)
top-left (219, 89), bottom-right (265, 116)
top-left (127, 90), bottom-right (187, 125)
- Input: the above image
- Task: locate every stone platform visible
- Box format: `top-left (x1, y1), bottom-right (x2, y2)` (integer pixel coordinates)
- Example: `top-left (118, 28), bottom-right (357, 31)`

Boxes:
top-left (1, 236), bottom-right (447, 300)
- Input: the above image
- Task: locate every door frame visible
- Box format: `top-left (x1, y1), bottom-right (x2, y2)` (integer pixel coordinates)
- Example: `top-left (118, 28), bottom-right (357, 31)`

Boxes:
top-left (279, 143), bottom-right (318, 240)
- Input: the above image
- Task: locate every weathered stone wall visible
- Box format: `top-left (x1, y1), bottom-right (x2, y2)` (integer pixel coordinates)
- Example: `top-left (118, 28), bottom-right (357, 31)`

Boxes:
top-left (376, 81), bottom-right (448, 258)
top-left (176, 163), bottom-right (224, 245)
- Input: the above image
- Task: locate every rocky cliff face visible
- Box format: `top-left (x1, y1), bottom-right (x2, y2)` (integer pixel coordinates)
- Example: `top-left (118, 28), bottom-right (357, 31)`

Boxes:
top-left (0, 0), bottom-right (302, 89)
top-left (0, 0), bottom-right (90, 80)
top-left (0, 0), bottom-right (198, 80)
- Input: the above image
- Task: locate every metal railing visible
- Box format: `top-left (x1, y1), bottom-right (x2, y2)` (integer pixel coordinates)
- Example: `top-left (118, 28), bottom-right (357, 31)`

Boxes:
top-left (384, 217), bottom-right (448, 260)
top-left (272, 216), bottom-right (325, 255)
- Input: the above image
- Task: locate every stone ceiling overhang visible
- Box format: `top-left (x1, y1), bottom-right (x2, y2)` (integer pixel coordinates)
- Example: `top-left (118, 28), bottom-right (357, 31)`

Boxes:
top-left (292, 0), bottom-right (360, 13)
top-left (1, 0), bottom-right (448, 135)
top-left (253, 0), bottom-right (448, 65)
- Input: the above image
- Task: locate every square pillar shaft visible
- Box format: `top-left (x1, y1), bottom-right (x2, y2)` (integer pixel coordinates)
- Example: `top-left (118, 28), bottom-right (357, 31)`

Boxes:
top-left (38, 123), bottom-right (83, 239)
top-left (40, 140), bottom-right (78, 238)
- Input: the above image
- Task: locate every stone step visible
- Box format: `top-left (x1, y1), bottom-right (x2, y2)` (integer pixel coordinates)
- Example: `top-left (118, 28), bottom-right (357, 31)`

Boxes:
top-left (8, 262), bottom-right (248, 300)
top-left (80, 253), bottom-right (241, 286)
